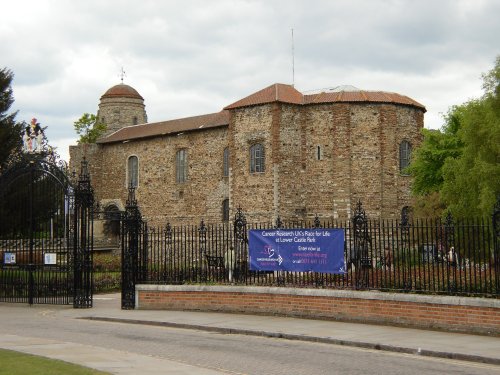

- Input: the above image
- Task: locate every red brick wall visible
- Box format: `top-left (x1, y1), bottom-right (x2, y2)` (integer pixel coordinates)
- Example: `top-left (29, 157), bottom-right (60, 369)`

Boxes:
top-left (136, 286), bottom-right (500, 336)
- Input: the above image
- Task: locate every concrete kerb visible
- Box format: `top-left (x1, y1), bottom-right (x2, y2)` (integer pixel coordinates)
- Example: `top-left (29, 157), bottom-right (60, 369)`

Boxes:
top-left (81, 316), bottom-right (500, 366)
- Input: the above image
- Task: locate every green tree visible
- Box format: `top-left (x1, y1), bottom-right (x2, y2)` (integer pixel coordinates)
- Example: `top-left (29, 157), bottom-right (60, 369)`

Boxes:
top-left (409, 56), bottom-right (500, 218)
top-left (74, 113), bottom-right (106, 143)
top-left (407, 107), bottom-right (463, 217)
top-left (441, 58), bottom-right (500, 217)
top-left (408, 115), bottom-right (463, 196)
top-left (0, 68), bottom-right (23, 171)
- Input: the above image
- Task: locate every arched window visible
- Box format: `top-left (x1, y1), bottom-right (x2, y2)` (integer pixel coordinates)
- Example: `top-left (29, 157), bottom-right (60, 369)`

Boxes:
top-left (133, 116), bottom-right (138, 125)
top-left (222, 199), bottom-right (229, 222)
top-left (176, 149), bottom-right (188, 183)
top-left (223, 147), bottom-right (229, 177)
top-left (250, 143), bottom-right (265, 173)
top-left (399, 140), bottom-right (411, 174)
top-left (127, 156), bottom-right (138, 188)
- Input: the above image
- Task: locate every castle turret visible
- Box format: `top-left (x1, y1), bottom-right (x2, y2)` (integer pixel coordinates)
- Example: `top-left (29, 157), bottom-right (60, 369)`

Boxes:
top-left (97, 83), bottom-right (147, 136)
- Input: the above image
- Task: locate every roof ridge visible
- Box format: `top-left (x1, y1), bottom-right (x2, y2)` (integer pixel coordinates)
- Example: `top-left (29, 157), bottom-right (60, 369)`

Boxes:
top-left (146, 110), bottom-right (227, 126)
top-left (98, 110), bottom-right (229, 144)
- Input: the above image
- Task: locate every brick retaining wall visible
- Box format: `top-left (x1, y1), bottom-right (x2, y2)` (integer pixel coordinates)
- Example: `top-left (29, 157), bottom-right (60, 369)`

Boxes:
top-left (136, 285), bottom-right (500, 336)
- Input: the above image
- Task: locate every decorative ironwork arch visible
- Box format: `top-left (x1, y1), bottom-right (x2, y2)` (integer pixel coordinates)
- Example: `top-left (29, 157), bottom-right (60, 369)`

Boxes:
top-left (0, 154), bottom-right (93, 307)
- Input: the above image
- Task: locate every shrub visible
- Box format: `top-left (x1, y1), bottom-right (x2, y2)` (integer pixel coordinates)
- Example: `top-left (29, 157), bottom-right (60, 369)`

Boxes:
top-left (93, 253), bottom-right (121, 272)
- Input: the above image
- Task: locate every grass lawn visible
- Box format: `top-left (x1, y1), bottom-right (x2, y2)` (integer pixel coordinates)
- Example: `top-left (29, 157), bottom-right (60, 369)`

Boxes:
top-left (0, 349), bottom-right (110, 375)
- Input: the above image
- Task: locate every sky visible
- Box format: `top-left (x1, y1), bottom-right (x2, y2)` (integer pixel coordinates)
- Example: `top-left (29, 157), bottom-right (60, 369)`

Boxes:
top-left (2, 0), bottom-right (499, 161)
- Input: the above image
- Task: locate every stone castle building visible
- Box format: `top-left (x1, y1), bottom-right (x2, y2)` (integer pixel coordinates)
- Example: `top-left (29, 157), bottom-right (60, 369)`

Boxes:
top-left (70, 82), bottom-right (425, 226)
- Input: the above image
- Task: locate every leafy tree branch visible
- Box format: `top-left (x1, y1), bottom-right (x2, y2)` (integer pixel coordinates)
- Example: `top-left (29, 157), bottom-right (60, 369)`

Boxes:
top-left (74, 113), bottom-right (106, 143)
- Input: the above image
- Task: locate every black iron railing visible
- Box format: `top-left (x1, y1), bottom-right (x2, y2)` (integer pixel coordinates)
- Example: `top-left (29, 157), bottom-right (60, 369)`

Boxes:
top-left (129, 203), bottom-right (499, 298)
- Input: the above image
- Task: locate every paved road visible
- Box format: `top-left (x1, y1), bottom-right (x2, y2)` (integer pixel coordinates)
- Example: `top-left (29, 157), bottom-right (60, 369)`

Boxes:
top-left (0, 301), bottom-right (498, 374)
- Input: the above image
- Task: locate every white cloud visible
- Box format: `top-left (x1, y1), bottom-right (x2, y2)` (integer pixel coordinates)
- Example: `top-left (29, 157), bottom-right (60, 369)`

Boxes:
top-left (1, 0), bottom-right (498, 161)
top-left (50, 137), bottom-right (78, 163)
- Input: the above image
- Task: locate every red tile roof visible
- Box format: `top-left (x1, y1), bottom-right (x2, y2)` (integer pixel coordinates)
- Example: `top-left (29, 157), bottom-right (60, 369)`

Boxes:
top-left (303, 90), bottom-right (425, 109)
top-left (101, 84), bottom-right (144, 100)
top-left (225, 83), bottom-right (425, 111)
top-left (98, 110), bottom-right (229, 144)
top-left (98, 83), bottom-right (425, 144)
top-left (224, 83), bottom-right (303, 109)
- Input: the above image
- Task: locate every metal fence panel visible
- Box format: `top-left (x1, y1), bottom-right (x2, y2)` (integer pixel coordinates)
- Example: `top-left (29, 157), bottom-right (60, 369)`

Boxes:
top-left (131, 205), bottom-right (498, 297)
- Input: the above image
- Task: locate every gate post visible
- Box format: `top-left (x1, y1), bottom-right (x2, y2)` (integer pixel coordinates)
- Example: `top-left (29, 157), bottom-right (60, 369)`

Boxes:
top-left (121, 184), bottom-right (142, 309)
top-left (352, 200), bottom-right (370, 289)
top-left (233, 207), bottom-right (247, 283)
top-left (28, 161), bottom-right (35, 305)
top-left (493, 196), bottom-right (500, 295)
top-left (73, 158), bottom-right (94, 308)
top-left (400, 207), bottom-right (412, 291)
top-left (274, 215), bottom-right (285, 286)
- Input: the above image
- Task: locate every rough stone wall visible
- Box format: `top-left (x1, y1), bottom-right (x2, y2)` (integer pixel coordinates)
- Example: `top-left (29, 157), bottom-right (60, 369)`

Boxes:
top-left (227, 102), bottom-right (423, 224)
top-left (229, 105), bottom-right (275, 223)
top-left (396, 106), bottom-right (424, 214)
top-left (301, 103), bottom-right (422, 221)
top-left (276, 104), bottom-right (305, 223)
top-left (97, 97), bottom-right (147, 137)
top-left (330, 104), bottom-right (352, 221)
top-left (301, 104), bottom-right (340, 222)
top-left (349, 104), bottom-right (383, 217)
top-left (72, 127), bottom-right (228, 226)
top-left (69, 143), bottom-right (104, 197)
top-left (379, 105), bottom-right (398, 218)
top-left (70, 101), bottom-right (423, 226)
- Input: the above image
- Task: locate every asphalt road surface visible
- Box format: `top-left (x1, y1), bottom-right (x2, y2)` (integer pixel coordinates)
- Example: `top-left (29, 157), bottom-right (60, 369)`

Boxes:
top-left (0, 302), bottom-right (498, 375)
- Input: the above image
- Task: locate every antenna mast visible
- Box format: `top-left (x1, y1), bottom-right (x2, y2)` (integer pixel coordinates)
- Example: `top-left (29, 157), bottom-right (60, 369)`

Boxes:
top-left (291, 28), bottom-right (295, 87)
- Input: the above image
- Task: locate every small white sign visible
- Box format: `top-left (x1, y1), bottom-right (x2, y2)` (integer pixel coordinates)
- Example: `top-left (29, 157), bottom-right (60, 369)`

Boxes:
top-left (4, 253), bottom-right (16, 264)
top-left (44, 253), bottom-right (57, 265)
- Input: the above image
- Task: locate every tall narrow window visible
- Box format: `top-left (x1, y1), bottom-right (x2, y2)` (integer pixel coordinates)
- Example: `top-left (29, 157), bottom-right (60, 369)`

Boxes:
top-left (222, 199), bottom-right (230, 222)
top-left (127, 156), bottom-right (138, 188)
top-left (401, 206), bottom-right (411, 222)
top-left (223, 147), bottom-right (229, 177)
top-left (133, 116), bottom-right (138, 125)
top-left (176, 149), bottom-right (188, 183)
top-left (399, 140), bottom-right (411, 174)
top-left (316, 145), bottom-right (324, 160)
top-left (250, 143), bottom-right (265, 173)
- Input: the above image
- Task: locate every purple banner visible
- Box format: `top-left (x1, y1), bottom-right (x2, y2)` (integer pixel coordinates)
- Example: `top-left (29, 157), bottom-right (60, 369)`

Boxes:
top-left (249, 229), bottom-right (345, 274)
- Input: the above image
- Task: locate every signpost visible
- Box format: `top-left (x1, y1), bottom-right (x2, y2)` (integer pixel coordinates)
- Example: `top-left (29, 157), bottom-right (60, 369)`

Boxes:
top-left (249, 228), bottom-right (345, 274)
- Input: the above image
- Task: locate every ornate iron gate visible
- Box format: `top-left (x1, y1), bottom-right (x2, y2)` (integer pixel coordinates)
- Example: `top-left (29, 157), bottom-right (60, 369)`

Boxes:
top-left (0, 155), bottom-right (93, 307)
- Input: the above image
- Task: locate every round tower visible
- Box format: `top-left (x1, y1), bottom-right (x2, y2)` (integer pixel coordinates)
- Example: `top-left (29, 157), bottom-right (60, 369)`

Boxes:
top-left (97, 83), bottom-right (148, 136)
